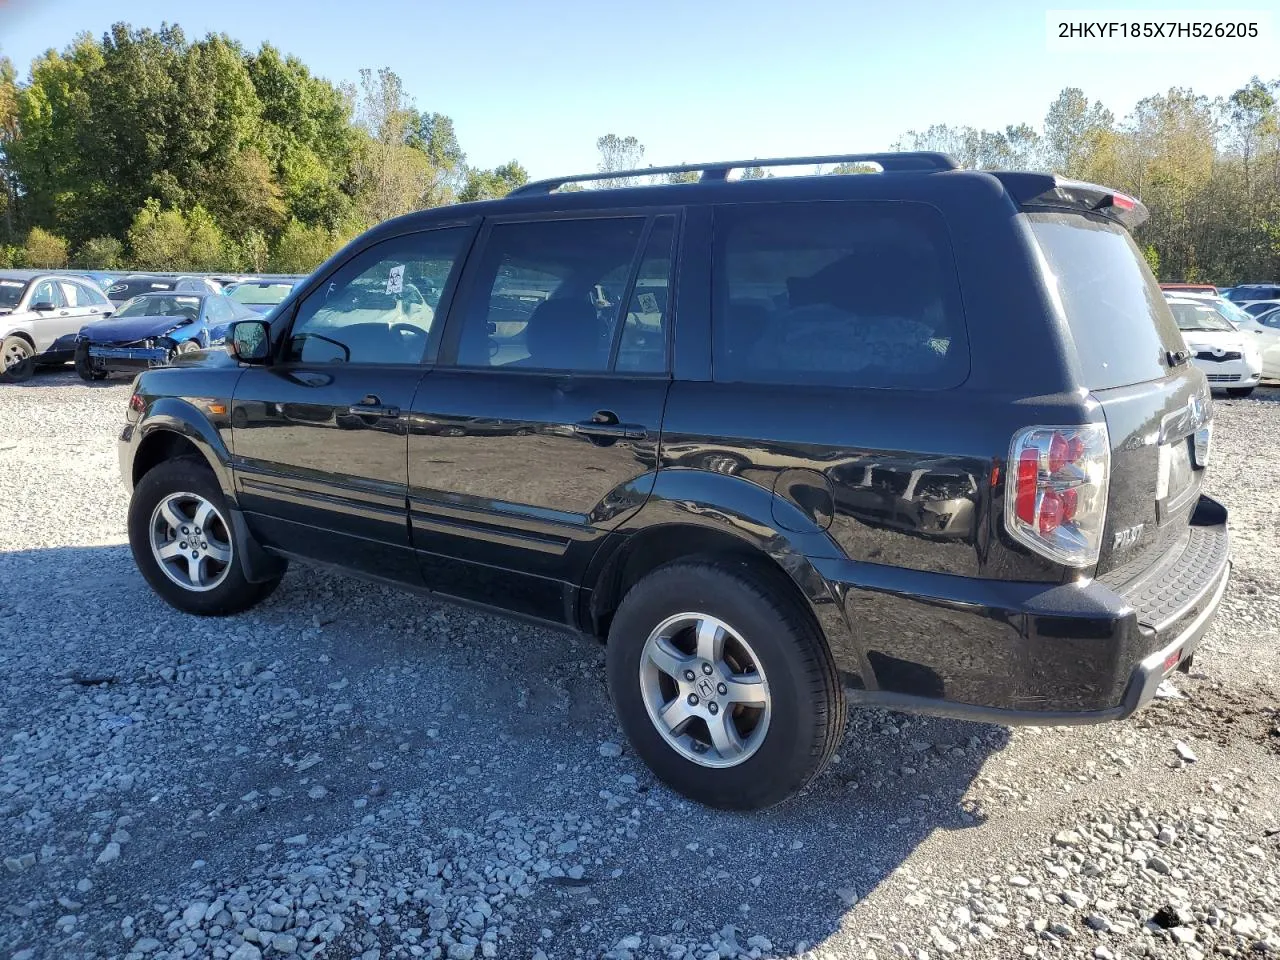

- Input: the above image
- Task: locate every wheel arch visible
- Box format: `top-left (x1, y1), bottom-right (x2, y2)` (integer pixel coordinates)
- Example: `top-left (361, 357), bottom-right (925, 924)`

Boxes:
top-left (131, 399), bottom-right (234, 498)
top-left (583, 471), bottom-right (864, 687)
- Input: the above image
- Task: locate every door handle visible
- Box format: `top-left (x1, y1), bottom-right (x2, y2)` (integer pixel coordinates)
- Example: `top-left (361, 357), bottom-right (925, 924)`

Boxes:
top-left (349, 396), bottom-right (401, 419)
top-left (574, 411), bottom-right (647, 440)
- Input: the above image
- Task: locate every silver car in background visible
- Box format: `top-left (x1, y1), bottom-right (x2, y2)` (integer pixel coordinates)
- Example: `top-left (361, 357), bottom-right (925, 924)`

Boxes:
top-left (1, 271), bottom-right (116, 383)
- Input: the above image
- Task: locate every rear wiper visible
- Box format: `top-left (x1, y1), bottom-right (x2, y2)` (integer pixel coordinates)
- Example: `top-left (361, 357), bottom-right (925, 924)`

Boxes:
top-left (1167, 348), bottom-right (1192, 367)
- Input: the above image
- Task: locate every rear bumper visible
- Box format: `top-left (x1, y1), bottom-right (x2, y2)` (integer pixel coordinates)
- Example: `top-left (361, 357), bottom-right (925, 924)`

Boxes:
top-left (813, 494), bottom-right (1230, 724)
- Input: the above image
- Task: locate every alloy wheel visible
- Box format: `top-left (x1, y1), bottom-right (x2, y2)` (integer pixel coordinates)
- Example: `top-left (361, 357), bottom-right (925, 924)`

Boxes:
top-left (148, 492), bottom-right (234, 592)
top-left (638, 612), bottom-right (772, 768)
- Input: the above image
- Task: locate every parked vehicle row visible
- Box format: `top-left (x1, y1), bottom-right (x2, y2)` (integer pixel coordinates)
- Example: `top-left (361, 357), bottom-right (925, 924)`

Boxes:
top-left (0, 270), bottom-right (305, 382)
top-left (118, 153), bottom-right (1230, 810)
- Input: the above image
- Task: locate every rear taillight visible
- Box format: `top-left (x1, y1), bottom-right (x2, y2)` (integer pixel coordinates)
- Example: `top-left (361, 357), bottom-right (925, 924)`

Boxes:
top-left (1005, 424), bottom-right (1110, 568)
top-left (127, 391), bottom-right (145, 422)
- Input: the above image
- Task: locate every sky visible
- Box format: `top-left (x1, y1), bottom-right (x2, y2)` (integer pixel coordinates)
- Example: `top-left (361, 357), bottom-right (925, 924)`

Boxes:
top-left (0, 0), bottom-right (1275, 180)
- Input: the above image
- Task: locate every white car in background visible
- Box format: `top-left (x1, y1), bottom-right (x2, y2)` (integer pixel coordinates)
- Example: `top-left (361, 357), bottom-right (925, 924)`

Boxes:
top-left (1169, 291), bottom-right (1280, 383)
top-left (1165, 296), bottom-right (1264, 397)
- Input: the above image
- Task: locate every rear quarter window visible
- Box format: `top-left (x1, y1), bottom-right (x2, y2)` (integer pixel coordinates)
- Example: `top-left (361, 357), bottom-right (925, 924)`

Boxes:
top-left (711, 200), bottom-right (969, 389)
top-left (1028, 214), bottom-right (1184, 390)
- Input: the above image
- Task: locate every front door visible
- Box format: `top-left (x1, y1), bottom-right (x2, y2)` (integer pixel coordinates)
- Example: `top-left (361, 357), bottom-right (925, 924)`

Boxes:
top-left (24, 278), bottom-right (70, 355)
top-left (231, 225), bottom-right (476, 582)
top-left (407, 213), bottom-right (678, 622)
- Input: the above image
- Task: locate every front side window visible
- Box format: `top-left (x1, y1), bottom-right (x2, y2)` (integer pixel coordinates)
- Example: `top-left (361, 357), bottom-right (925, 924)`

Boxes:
top-left (286, 228), bottom-right (468, 365)
top-left (455, 217), bottom-right (648, 372)
top-left (28, 280), bottom-right (63, 310)
top-left (712, 201), bottom-right (968, 389)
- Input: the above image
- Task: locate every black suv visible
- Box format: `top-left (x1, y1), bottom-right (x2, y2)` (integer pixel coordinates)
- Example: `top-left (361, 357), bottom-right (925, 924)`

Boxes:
top-left (118, 153), bottom-right (1230, 810)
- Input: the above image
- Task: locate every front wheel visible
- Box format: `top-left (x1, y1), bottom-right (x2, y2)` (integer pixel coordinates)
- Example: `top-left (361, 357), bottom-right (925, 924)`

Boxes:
top-left (74, 343), bottom-right (108, 381)
top-left (606, 560), bottom-right (845, 810)
top-left (1226, 387), bottom-right (1255, 398)
top-left (1, 335), bottom-right (36, 383)
top-left (128, 457), bottom-right (284, 615)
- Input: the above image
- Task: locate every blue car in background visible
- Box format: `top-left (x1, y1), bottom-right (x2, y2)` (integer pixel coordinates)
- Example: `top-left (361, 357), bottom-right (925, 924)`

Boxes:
top-left (74, 290), bottom-right (258, 380)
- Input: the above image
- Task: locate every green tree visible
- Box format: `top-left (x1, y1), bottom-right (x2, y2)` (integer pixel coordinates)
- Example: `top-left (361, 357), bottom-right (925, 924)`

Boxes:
top-left (269, 218), bottom-right (343, 272)
top-left (1043, 88), bottom-right (1115, 176)
top-left (1142, 243), bottom-right (1161, 277)
top-left (596, 134), bottom-right (644, 188)
top-left (351, 67), bottom-right (432, 225)
top-left (128, 198), bottom-right (191, 269)
top-left (77, 235), bottom-right (124, 268)
top-left (185, 204), bottom-right (226, 270)
top-left (23, 226), bottom-right (69, 267)
top-left (458, 161), bottom-right (528, 202)
top-left (0, 54), bottom-right (19, 242)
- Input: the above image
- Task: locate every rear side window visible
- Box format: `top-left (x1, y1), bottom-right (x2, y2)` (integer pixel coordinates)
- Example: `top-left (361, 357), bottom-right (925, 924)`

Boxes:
top-left (712, 201), bottom-right (968, 389)
top-left (454, 216), bottom-right (649, 372)
top-left (1029, 213), bottom-right (1184, 389)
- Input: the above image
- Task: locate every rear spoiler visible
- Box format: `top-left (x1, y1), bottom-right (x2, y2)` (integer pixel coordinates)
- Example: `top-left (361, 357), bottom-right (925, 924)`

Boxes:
top-left (993, 172), bottom-right (1149, 231)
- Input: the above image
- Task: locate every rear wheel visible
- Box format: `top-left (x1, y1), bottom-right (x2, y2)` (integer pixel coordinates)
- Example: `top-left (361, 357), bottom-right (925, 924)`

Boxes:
top-left (1, 335), bottom-right (36, 383)
top-left (1226, 387), bottom-right (1255, 398)
top-left (128, 457), bottom-right (284, 615)
top-left (606, 560), bottom-right (845, 809)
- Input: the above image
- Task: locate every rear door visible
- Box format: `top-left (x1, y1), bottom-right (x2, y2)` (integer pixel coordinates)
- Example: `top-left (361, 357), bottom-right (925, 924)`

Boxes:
top-left (405, 213), bottom-right (677, 623)
top-left (231, 225), bottom-right (475, 582)
top-left (56, 280), bottom-right (105, 349)
top-left (1025, 212), bottom-right (1210, 577)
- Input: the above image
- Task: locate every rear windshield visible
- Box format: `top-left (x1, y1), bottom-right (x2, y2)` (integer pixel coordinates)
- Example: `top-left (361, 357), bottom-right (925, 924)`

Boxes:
top-left (107, 278), bottom-right (176, 299)
top-left (1028, 213), bottom-right (1183, 389)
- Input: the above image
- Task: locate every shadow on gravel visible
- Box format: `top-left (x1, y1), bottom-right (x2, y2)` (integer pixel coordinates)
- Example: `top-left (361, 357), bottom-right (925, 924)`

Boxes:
top-left (0, 544), bottom-right (1010, 958)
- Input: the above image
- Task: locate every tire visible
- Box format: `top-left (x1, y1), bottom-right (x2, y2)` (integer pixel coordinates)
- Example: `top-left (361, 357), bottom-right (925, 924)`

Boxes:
top-left (606, 560), bottom-right (845, 810)
top-left (1226, 387), bottom-right (1255, 398)
top-left (128, 457), bottom-right (284, 616)
top-left (74, 343), bottom-right (108, 381)
top-left (1, 335), bottom-right (36, 383)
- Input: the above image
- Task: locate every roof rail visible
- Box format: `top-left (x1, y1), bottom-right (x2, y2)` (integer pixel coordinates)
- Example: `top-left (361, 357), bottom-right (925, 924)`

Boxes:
top-left (508, 152), bottom-right (960, 196)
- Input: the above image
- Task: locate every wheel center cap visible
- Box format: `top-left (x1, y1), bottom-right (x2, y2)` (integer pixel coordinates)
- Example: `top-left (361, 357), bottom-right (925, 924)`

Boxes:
top-left (696, 676), bottom-right (716, 700)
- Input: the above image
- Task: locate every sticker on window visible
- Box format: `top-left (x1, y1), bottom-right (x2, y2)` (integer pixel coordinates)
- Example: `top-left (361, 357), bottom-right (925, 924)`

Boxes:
top-left (0, 280), bottom-right (23, 287)
top-left (386, 265), bottom-right (405, 296)
top-left (151, 282), bottom-right (173, 289)
top-left (176, 297), bottom-right (200, 304)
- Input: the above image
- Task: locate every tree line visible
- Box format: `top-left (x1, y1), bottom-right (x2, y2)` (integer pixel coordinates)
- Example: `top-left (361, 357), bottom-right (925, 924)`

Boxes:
top-left (2, 24), bottom-right (1279, 284)
top-left (892, 80), bottom-right (1280, 284)
top-left (0, 24), bottom-right (530, 273)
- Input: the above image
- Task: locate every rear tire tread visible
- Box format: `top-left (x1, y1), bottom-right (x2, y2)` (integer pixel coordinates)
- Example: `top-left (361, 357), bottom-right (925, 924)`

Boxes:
top-left (608, 558), bottom-right (845, 810)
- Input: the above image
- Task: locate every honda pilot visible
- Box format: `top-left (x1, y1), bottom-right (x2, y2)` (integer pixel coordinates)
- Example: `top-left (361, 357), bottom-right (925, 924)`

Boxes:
top-left (117, 153), bottom-right (1230, 809)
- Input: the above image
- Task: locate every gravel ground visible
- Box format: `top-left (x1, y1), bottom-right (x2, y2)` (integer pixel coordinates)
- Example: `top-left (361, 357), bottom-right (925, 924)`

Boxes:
top-left (1, 371), bottom-right (1277, 960)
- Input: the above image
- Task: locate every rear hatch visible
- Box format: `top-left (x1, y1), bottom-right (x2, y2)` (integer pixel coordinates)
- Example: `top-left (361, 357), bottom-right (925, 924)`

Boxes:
top-left (1023, 207), bottom-right (1210, 579)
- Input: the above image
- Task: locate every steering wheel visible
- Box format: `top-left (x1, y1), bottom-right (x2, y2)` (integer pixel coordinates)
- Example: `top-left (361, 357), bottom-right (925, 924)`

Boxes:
top-left (390, 323), bottom-right (426, 340)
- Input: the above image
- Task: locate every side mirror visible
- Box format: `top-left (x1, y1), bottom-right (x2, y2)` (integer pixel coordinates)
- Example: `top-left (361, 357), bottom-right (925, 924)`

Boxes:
top-left (226, 320), bottom-right (271, 364)
top-left (29, 301), bottom-right (56, 312)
